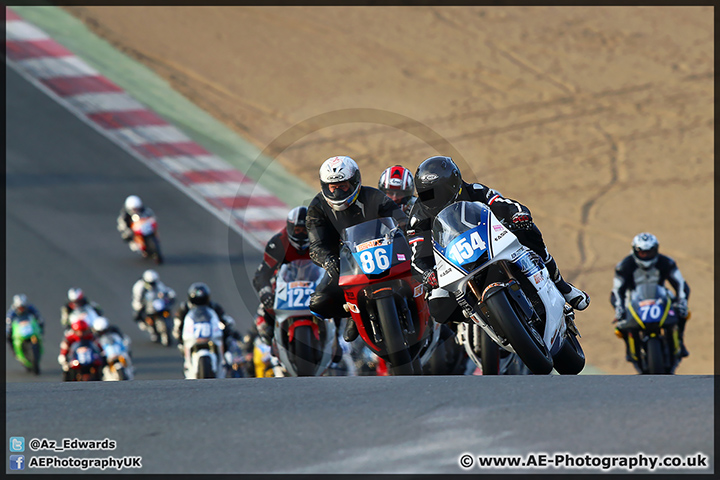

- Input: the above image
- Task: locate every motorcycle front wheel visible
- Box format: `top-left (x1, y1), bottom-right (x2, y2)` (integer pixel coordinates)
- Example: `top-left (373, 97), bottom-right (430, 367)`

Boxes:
top-left (480, 328), bottom-right (500, 375)
top-left (144, 235), bottom-right (163, 265)
top-left (552, 331), bottom-right (585, 375)
top-left (376, 296), bottom-right (415, 375)
top-left (197, 355), bottom-right (215, 379)
top-left (485, 290), bottom-right (553, 375)
top-left (646, 337), bottom-right (666, 374)
top-left (292, 324), bottom-right (317, 377)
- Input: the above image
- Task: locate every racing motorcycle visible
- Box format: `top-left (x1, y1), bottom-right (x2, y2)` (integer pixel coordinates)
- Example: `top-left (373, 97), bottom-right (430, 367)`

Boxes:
top-left (67, 339), bottom-right (104, 381)
top-left (253, 336), bottom-right (286, 378)
top-left (180, 306), bottom-right (224, 379)
top-left (339, 217), bottom-right (442, 375)
top-left (9, 312), bottom-right (43, 375)
top-left (432, 201), bottom-right (585, 375)
top-left (456, 323), bottom-right (532, 375)
top-left (129, 212), bottom-right (163, 264)
top-left (615, 284), bottom-right (683, 374)
top-left (142, 292), bottom-right (175, 347)
top-left (97, 331), bottom-right (134, 381)
top-left (273, 259), bottom-right (337, 377)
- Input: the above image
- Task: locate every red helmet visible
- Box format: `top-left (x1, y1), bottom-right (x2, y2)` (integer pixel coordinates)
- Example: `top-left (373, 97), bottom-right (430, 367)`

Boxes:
top-left (378, 165), bottom-right (414, 205)
top-left (71, 318), bottom-right (90, 335)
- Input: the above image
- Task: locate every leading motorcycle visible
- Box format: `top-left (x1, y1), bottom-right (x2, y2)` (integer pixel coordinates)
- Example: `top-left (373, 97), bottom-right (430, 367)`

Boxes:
top-left (615, 284), bottom-right (683, 374)
top-left (432, 201), bottom-right (585, 375)
top-left (339, 217), bottom-right (441, 375)
top-left (272, 259), bottom-right (337, 377)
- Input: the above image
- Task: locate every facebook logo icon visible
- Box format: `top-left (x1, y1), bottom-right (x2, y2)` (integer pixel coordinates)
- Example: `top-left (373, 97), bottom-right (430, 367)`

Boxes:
top-left (9, 455), bottom-right (25, 470)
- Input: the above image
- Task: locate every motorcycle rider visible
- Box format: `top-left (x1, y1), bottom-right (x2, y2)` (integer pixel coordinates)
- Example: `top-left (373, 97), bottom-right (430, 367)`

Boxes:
top-left (611, 232), bottom-right (691, 359)
top-left (58, 316), bottom-right (104, 381)
top-left (117, 194), bottom-right (155, 246)
top-left (306, 155), bottom-right (407, 343)
top-left (131, 269), bottom-right (176, 337)
top-left (407, 156), bottom-right (590, 327)
top-left (60, 288), bottom-right (103, 329)
top-left (6, 294), bottom-right (45, 346)
top-left (378, 165), bottom-right (417, 216)
top-left (92, 315), bottom-right (133, 359)
top-left (252, 206), bottom-right (312, 344)
top-left (173, 282), bottom-right (240, 356)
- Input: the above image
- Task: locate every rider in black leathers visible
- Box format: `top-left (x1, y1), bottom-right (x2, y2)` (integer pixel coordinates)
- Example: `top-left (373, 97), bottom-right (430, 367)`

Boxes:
top-left (307, 156), bottom-right (407, 342)
top-left (611, 232), bottom-right (690, 359)
top-left (407, 156), bottom-right (590, 327)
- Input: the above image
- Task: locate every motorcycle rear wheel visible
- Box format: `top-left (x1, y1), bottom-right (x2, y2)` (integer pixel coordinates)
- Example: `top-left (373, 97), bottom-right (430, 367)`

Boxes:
top-left (376, 296), bottom-right (415, 375)
top-left (485, 290), bottom-right (553, 375)
top-left (292, 325), bottom-right (317, 377)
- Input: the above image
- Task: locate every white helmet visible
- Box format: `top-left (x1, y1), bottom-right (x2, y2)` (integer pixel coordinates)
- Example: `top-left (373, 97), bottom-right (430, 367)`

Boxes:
top-left (12, 294), bottom-right (28, 310)
top-left (92, 316), bottom-right (109, 333)
top-left (67, 287), bottom-right (84, 303)
top-left (143, 269), bottom-right (159, 285)
top-left (319, 156), bottom-right (362, 211)
top-left (124, 195), bottom-right (143, 214)
top-left (631, 232), bottom-right (660, 269)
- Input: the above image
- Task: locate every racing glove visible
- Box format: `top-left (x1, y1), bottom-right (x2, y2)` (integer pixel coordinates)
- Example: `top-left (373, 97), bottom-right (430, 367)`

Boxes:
top-left (259, 286), bottom-right (274, 311)
top-left (509, 212), bottom-right (533, 231)
top-left (675, 298), bottom-right (688, 318)
top-left (323, 256), bottom-right (340, 279)
top-left (422, 270), bottom-right (439, 290)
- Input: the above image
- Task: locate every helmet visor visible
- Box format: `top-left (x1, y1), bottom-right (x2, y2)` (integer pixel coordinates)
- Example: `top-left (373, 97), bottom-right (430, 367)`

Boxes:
top-left (322, 181), bottom-right (354, 201)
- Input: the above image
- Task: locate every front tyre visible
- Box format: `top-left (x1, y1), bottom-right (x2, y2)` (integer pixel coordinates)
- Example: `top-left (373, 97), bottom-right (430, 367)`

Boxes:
top-left (480, 329), bottom-right (500, 375)
top-left (198, 355), bottom-right (215, 379)
top-left (376, 296), bottom-right (414, 375)
top-left (646, 337), bottom-right (666, 374)
top-left (31, 343), bottom-right (41, 375)
top-left (292, 325), bottom-right (317, 377)
top-left (144, 235), bottom-right (163, 265)
top-left (552, 332), bottom-right (586, 375)
top-left (485, 291), bottom-right (553, 375)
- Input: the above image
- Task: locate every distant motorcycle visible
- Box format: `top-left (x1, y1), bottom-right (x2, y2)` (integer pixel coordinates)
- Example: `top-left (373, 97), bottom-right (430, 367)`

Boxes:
top-left (272, 259), bottom-right (337, 377)
top-left (142, 293), bottom-right (174, 347)
top-left (224, 337), bottom-right (248, 378)
top-left (253, 336), bottom-right (286, 378)
top-left (432, 201), bottom-right (585, 375)
top-left (10, 312), bottom-right (43, 375)
top-left (97, 331), bottom-right (134, 381)
top-left (180, 306), bottom-right (224, 379)
top-left (616, 284), bottom-right (683, 374)
top-left (129, 212), bottom-right (163, 264)
top-left (67, 339), bottom-right (104, 381)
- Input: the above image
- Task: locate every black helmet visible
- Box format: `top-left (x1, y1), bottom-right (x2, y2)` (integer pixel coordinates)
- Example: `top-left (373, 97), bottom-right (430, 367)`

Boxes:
top-left (188, 282), bottom-right (210, 306)
top-left (414, 156), bottom-right (462, 216)
top-left (286, 206), bottom-right (309, 251)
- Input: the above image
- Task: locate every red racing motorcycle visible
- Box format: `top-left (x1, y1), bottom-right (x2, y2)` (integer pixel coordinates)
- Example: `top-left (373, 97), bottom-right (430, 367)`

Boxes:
top-left (338, 218), bottom-right (441, 375)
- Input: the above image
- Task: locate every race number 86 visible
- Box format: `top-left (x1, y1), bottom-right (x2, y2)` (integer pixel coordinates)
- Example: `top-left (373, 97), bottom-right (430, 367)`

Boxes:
top-left (359, 247), bottom-right (390, 274)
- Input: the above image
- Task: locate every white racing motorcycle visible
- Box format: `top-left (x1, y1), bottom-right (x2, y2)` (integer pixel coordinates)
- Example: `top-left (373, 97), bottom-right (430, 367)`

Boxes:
top-left (181, 306), bottom-right (225, 379)
top-left (272, 259), bottom-right (337, 377)
top-left (432, 201), bottom-right (585, 375)
top-left (97, 331), bottom-right (134, 381)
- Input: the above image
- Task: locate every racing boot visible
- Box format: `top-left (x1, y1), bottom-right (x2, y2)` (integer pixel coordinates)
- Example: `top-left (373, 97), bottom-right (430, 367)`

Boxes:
top-left (343, 318), bottom-right (359, 343)
top-left (544, 255), bottom-right (590, 311)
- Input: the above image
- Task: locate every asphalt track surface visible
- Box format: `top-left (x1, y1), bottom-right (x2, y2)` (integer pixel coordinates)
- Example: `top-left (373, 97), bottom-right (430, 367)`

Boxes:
top-left (4, 65), bottom-right (715, 475)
